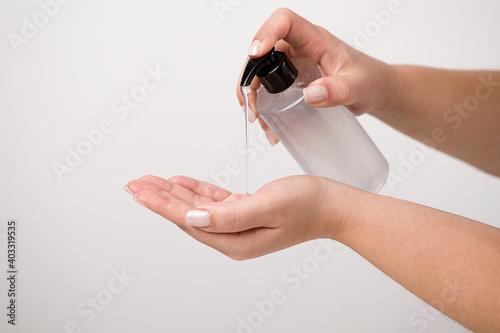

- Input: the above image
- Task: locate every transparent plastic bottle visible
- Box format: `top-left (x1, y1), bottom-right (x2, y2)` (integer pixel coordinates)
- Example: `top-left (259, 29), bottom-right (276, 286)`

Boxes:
top-left (241, 48), bottom-right (388, 192)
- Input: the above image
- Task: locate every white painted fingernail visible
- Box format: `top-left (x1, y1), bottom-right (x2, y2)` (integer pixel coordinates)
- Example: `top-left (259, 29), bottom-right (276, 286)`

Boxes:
top-left (124, 186), bottom-right (134, 196)
top-left (304, 85), bottom-right (326, 104)
top-left (186, 210), bottom-right (210, 227)
top-left (265, 130), bottom-right (278, 146)
top-left (242, 105), bottom-right (257, 123)
top-left (248, 40), bottom-right (261, 57)
top-left (133, 195), bottom-right (145, 207)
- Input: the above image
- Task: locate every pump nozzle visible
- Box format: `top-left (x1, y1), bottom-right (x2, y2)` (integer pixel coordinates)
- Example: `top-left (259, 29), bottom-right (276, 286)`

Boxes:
top-left (240, 47), bottom-right (276, 87)
top-left (240, 47), bottom-right (298, 94)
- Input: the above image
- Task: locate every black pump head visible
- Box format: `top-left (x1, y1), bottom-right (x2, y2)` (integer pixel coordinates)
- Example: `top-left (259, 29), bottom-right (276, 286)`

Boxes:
top-left (240, 47), bottom-right (298, 94)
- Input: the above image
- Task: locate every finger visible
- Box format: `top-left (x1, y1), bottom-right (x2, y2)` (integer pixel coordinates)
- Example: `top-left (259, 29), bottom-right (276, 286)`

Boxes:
top-left (224, 192), bottom-right (248, 202)
top-left (168, 175), bottom-right (232, 202)
top-left (274, 39), bottom-right (291, 55)
top-left (138, 175), bottom-right (177, 192)
top-left (137, 175), bottom-right (214, 206)
top-left (249, 8), bottom-right (325, 60)
top-left (236, 33), bottom-right (296, 110)
top-left (237, 9), bottom-right (314, 120)
top-left (133, 189), bottom-right (278, 259)
top-left (247, 87), bottom-right (259, 123)
top-left (187, 195), bottom-right (277, 234)
top-left (304, 76), bottom-right (354, 108)
top-left (134, 189), bottom-right (193, 231)
top-left (258, 117), bottom-right (279, 146)
top-left (126, 179), bottom-right (163, 195)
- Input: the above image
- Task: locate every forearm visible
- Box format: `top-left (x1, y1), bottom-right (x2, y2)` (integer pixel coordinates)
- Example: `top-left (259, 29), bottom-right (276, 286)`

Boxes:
top-left (374, 65), bottom-right (500, 176)
top-left (332, 186), bottom-right (500, 332)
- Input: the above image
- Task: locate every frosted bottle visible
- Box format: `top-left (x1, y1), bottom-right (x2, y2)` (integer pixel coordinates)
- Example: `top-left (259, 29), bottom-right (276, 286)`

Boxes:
top-left (240, 48), bottom-right (388, 192)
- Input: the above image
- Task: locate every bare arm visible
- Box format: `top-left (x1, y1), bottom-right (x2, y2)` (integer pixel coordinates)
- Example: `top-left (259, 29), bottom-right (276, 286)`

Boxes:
top-left (335, 186), bottom-right (500, 332)
top-left (378, 66), bottom-right (500, 176)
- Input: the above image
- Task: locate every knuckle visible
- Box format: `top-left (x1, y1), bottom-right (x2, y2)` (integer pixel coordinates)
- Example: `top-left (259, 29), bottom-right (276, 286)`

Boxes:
top-left (274, 8), bottom-right (294, 26)
top-left (167, 175), bottom-right (183, 183)
top-left (333, 78), bottom-right (350, 104)
top-left (134, 191), bottom-right (149, 203)
top-left (221, 206), bottom-right (239, 232)
top-left (127, 179), bottom-right (140, 189)
top-left (139, 174), bottom-right (155, 182)
top-left (274, 7), bottom-right (293, 17)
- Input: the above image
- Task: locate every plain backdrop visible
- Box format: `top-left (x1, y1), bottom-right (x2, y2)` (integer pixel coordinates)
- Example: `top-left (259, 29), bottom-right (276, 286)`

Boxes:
top-left (1, 0), bottom-right (499, 332)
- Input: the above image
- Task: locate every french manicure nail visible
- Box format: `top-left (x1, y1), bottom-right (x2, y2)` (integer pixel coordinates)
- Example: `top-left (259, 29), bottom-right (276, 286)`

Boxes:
top-left (304, 85), bottom-right (326, 104)
top-left (242, 105), bottom-right (257, 123)
top-left (248, 40), bottom-right (261, 57)
top-left (265, 130), bottom-right (278, 146)
top-left (124, 186), bottom-right (134, 196)
top-left (249, 108), bottom-right (257, 123)
top-left (186, 210), bottom-right (210, 227)
top-left (133, 196), bottom-right (145, 207)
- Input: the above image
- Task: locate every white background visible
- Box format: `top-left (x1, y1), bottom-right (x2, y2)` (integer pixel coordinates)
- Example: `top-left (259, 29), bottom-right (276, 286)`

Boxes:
top-left (1, 0), bottom-right (499, 332)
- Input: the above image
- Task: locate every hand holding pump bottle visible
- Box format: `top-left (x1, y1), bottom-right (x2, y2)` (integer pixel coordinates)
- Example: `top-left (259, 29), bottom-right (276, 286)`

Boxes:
top-left (240, 47), bottom-right (388, 192)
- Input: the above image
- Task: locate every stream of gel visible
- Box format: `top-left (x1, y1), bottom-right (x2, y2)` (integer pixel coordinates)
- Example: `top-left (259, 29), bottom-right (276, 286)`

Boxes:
top-left (240, 85), bottom-right (251, 196)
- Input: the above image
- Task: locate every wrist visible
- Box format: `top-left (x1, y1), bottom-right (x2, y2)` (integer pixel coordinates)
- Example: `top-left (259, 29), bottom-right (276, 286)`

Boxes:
top-left (320, 179), bottom-right (363, 243)
top-left (371, 62), bottom-right (405, 117)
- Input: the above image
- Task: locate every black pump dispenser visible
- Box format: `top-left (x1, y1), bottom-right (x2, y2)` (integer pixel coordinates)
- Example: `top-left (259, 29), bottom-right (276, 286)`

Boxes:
top-left (240, 47), bottom-right (298, 94)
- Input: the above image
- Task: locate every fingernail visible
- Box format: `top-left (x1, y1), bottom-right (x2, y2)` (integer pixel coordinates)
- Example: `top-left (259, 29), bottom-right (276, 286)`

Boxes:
top-left (186, 210), bottom-right (210, 227)
top-left (242, 105), bottom-right (257, 123)
top-left (265, 130), bottom-right (279, 146)
top-left (304, 85), bottom-right (326, 104)
top-left (133, 195), bottom-right (145, 207)
top-left (249, 108), bottom-right (257, 123)
top-left (124, 186), bottom-right (134, 196)
top-left (248, 40), bottom-right (261, 57)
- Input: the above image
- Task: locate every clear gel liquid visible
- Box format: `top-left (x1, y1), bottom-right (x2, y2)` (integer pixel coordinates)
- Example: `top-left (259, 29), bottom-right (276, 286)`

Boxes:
top-left (240, 85), bottom-right (251, 196)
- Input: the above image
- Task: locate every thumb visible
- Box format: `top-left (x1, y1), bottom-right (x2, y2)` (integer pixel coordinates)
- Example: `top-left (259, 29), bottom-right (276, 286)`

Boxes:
top-left (185, 195), bottom-right (273, 233)
top-left (303, 76), bottom-right (355, 108)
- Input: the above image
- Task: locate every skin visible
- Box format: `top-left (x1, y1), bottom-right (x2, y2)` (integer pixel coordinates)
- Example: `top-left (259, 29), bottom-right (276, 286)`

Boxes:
top-left (126, 8), bottom-right (500, 332)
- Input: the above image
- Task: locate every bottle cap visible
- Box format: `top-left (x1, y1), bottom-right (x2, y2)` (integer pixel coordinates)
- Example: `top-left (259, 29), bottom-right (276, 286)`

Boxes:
top-left (240, 47), bottom-right (298, 94)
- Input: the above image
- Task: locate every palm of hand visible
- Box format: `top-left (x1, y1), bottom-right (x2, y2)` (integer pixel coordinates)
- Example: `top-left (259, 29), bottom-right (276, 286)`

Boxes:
top-left (126, 174), bottom-right (338, 260)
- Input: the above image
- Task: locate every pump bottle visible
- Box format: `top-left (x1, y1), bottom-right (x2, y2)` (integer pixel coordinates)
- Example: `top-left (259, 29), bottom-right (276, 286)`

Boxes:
top-left (240, 48), bottom-right (389, 192)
